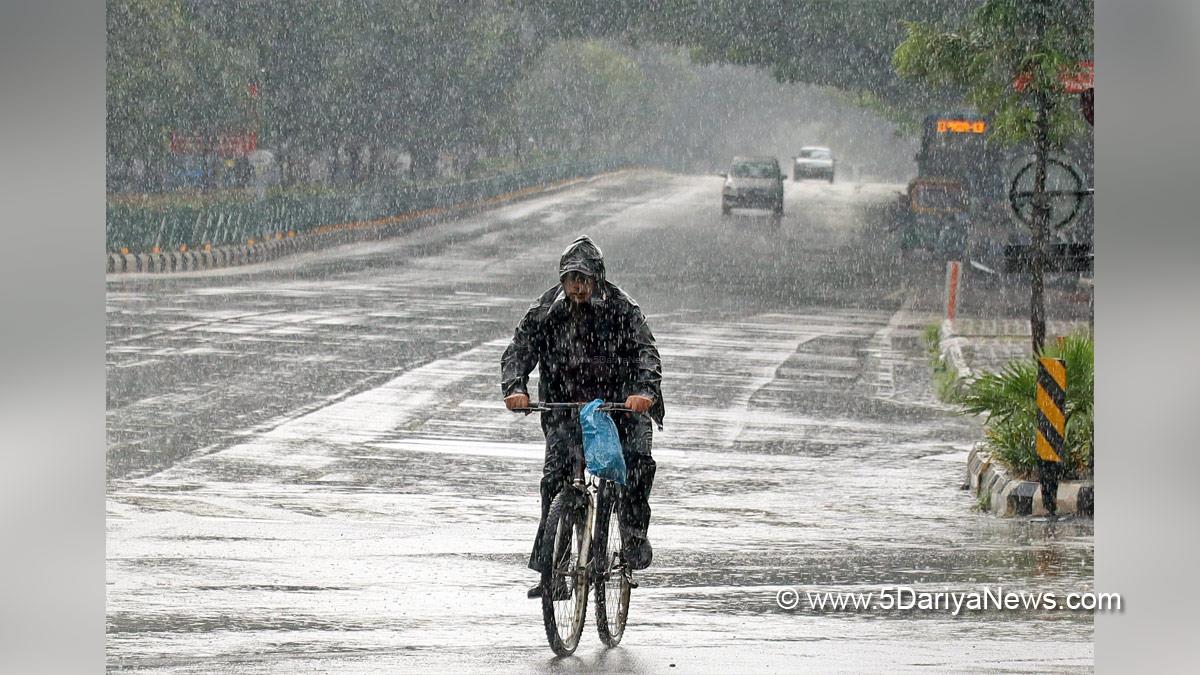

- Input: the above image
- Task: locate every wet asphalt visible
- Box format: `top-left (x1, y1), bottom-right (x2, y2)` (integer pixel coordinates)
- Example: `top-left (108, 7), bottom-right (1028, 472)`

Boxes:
top-left (106, 171), bottom-right (1094, 672)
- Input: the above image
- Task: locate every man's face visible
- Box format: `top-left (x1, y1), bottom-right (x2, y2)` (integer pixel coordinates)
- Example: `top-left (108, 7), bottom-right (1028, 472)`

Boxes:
top-left (561, 271), bottom-right (595, 305)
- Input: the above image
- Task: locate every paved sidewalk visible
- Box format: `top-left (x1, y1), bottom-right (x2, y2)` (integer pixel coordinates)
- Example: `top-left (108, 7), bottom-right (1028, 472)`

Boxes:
top-left (940, 317), bottom-right (1092, 380)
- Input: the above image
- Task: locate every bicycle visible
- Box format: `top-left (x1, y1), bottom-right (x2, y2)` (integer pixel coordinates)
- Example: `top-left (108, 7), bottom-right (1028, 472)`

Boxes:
top-left (512, 401), bottom-right (639, 657)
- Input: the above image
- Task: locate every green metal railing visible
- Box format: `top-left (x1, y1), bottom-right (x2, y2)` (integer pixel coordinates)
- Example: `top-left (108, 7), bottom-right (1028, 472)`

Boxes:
top-left (106, 158), bottom-right (631, 253)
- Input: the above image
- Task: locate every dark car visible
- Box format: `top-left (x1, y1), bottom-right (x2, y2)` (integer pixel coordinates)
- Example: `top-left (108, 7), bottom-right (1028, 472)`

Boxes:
top-left (721, 156), bottom-right (784, 217)
top-left (793, 146), bottom-right (835, 183)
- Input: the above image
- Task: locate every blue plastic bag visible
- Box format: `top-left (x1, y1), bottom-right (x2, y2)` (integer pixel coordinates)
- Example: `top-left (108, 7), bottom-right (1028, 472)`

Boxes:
top-left (580, 399), bottom-right (627, 485)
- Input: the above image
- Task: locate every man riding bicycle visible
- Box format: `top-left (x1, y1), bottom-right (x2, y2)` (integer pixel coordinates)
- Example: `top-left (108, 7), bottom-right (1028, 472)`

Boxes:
top-left (501, 235), bottom-right (664, 598)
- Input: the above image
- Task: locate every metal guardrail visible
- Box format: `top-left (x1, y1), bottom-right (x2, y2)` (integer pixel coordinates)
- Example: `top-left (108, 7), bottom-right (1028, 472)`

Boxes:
top-left (106, 158), bottom-right (631, 253)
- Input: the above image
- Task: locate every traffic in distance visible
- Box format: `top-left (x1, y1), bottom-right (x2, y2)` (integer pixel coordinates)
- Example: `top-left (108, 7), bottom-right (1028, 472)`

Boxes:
top-left (718, 109), bottom-right (1092, 273)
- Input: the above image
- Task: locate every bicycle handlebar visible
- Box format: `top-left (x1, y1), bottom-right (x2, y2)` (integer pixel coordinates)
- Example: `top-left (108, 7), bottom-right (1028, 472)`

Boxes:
top-left (511, 401), bottom-right (634, 414)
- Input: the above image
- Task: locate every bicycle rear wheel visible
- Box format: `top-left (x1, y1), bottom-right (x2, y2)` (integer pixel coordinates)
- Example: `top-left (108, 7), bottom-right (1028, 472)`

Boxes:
top-left (593, 486), bottom-right (632, 647)
top-left (540, 492), bottom-right (589, 656)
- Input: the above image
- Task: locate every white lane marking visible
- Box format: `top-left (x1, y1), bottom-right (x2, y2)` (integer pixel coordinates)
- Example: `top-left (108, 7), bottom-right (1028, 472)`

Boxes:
top-left (111, 359), bottom-right (163, 369)
top-left (659, 313), bottom-right (882, 450)
top-left (149, 310), bottom-right (901, 479)
top-left (863, 297), bottom-right (914, 399)
top-left (924, 450), bottom-right (971, 462)
top-left (357, 430), bottom-right (849, 469)
top-left (210, 341), bottom-right (510, 466)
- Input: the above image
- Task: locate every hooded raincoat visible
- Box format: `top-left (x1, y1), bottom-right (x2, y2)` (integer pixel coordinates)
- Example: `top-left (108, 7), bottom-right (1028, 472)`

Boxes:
top-left (501, 235), bottom-right (662, 572)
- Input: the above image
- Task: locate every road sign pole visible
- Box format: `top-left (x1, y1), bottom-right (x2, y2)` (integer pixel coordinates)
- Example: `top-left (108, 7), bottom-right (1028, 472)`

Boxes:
top-left (1035, 357), bottom-right (1067, 516)
top-left (944, 260), bottom-right (962, 320)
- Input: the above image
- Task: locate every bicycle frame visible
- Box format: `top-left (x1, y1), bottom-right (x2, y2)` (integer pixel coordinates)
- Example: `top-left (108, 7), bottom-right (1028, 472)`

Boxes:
top-left (516, 400), bottom-right (632, 561)
top-left (513, 400), bottom-right (637, 655)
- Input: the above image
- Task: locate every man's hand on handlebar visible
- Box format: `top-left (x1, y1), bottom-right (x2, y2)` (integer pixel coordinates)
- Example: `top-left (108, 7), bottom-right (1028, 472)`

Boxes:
top-left (506, 394), bottom-right (652, 413)
top-left (624, 394), bottom-right (654, 413)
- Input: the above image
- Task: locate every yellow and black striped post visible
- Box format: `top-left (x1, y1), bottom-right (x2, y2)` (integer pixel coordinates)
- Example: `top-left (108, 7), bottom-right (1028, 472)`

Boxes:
top-left (1036, 357), bottom-right (1067, 515)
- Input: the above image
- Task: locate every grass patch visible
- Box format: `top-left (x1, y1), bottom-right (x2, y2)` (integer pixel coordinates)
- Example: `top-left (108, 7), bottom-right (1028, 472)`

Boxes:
top-left (923, 323), bottom-right (941, 351)
top-left (977, 490), bottom-right (991, 512)
top-left (923, 322), bottom-right (962, 403)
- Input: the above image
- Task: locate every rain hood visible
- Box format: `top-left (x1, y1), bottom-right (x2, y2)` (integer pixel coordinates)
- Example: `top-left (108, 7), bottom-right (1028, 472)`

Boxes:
top-left (558, 235), bottom-right (606, 285)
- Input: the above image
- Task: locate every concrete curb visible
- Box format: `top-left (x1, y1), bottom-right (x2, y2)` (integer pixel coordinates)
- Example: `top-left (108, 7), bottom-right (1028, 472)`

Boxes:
top-left (106, 169), bottom-right (634, 275)
top-left (966, 444), bottom-right (1093, 517)
top-left (937, 319), bottom-right (973, 382)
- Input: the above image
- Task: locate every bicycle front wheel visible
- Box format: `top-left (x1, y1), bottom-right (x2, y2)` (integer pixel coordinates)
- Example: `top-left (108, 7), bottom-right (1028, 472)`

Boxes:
top-left (593, 486), bottom-right (632, 647)
top-left (540, 492), bottom-right (589, 657)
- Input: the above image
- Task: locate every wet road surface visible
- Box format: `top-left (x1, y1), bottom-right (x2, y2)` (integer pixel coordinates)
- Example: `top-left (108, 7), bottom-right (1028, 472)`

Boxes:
top-left (107, 171), bottom-right (1094, 672)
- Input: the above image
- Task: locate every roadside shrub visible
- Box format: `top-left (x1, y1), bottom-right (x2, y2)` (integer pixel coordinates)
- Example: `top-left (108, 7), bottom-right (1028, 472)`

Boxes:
top-left (958, 334), bottom-right (1093, 480)
top-left (923, 322), bottom-right (962, 403)
top-left (923, 323), bottom-right (941, 353)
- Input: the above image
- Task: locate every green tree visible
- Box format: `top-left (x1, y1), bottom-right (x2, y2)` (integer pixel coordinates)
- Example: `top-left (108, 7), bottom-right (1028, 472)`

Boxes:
top-left (513, 40), bottom-right (655, 159)
top-left (519, 0), bottom-right (981, 118)
top-left (317, 1), bottom-right (537, 180)
top-left (895, 0), bottom-right (1093, 353)
top-left (107, 0), bottom-right (253, 190)
top-left (248, 3), bottom-right (340, 184)
top-left (180, 1), bottom-right (541, 184)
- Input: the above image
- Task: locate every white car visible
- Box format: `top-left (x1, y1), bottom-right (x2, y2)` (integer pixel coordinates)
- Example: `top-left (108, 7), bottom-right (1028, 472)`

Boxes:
top-left (793, 146), bottom-right (835, 183)
top-left (721, 156), bottom-right (784, 217)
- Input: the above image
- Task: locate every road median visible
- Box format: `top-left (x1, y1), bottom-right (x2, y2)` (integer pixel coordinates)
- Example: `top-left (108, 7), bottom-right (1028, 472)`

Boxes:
top-left (107, 160), bottom-right (638, 275)
top-left (938, 317), bottom-right (1094, 518)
